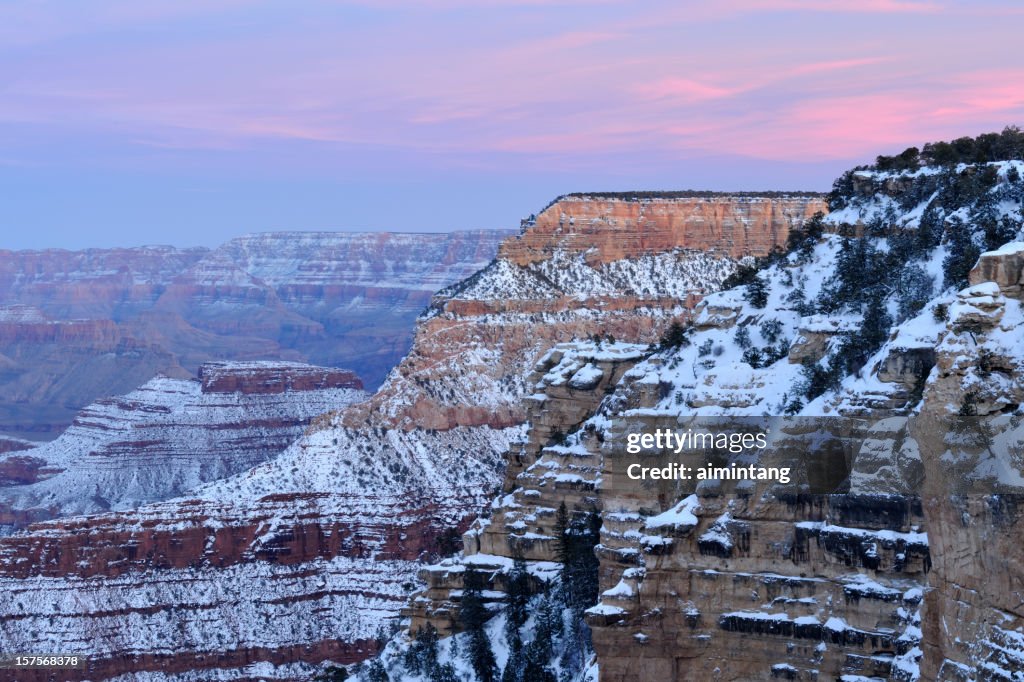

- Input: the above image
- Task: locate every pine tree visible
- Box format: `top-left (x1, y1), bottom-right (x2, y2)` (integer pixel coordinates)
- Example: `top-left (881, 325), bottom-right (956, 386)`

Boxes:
top-left (461, 567), bottom-right (498, 682)
top-left (561, 511), bottom-right (601, 613)
top-left (468, 628), bottom-right (498, 682)
top-left (501, 649), bottom-right (523, 682)
top-left (861, 295), bottom-right (893, 351)
top-left (553, 502), bottom-right (569, 565)
top-left (521, 657), bottom-right (558, 682)
top-left (744, 275), bottom-right (769, 308)
top-left (405, 624), bottom-right (438, 674)
top-left (531, 593), bottom-right (560, 662)
top-left (658, 320), bottom-right (691, 349)
top-left (313, 665), bottom-right (349, 682)
top-left (430, 663), bottom-right (459, 682)
top-left (363, 659), bottom-right (389, 682)
top-left (505, 557), bottom-right (530, 632)
top-left (504, 557), bottom-right (529, 659)
top-left (943, 216), bottom-right (982, 290)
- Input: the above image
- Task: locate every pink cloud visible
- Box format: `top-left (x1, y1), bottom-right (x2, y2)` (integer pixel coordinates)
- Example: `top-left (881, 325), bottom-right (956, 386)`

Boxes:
top-left (633, 77), bottom-right (742, 102)
top-left (789, 57), bottom-right (891, 75)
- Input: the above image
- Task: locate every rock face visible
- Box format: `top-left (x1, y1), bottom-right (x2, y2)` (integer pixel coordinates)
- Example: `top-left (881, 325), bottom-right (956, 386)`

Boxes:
top-left (0, 194), bottom-right (811, 681)
top-left (0, 230), bottom-right (511, 439)
top-left (0, 361), bottom-right (365, 525)
top-left (390, 163), bottom-right (1024, 682)
top-left (506, 194), bottom-right (827, 266)
top-left (969, 241), bottom-right (1024, 297)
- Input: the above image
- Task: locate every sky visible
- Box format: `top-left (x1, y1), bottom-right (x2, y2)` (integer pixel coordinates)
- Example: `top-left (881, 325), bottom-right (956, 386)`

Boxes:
top-left (1, 0), bottom-right (1022, 249)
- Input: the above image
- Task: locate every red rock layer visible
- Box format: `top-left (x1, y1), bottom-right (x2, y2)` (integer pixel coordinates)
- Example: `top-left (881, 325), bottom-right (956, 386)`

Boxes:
top-left (199, 362), bottom-right (363, 394)
top-left (502, 195), bottom-right (827, 266)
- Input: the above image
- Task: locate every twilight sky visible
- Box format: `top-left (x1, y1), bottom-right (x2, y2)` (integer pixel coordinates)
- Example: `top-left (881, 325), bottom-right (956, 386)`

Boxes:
top-left (1, 0), bottom-right (1022, 249)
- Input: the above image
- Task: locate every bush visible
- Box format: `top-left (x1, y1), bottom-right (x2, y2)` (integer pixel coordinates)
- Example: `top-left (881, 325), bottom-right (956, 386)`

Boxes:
top-left (759, 318), bottom-right (784, 344)
top-left (658, 320), bottom-right (692, 350)
top-left (786, 211), bottom-right (826, 262)
top-left (734, 326), bottom-right (752, 350)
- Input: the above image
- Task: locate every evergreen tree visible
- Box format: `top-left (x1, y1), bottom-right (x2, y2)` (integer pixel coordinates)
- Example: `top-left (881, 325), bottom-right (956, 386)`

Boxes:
top-left (658, 320), bottom-right (691, 349)
top-left (501, 649), bottom-right (524, 682)
top-left (741, 347), bottom-right (764, 369)
top-left (363, 659), bottom-right (389, 682)
top-left (942, 217), bottom-right (982, 290)
top-left (430, 663), bottom-right (460, 682)
top-left (786, 211), bottom-right (826, 262)
top-left (861, 294), bottom-right (893, 351)
top-left (505, 557), bottom-right (530, 638)
top-left (403, 624), bottom-right (439, 675)
top-left (560, 511), bottom-right (601, 613)
top-left (744, 274), bottom-right (769, 308)
top-left (521, 658), bottom-right (558, 682)
top-left (734, 325), bottom-right (752, 350)
top-left (896, 264), bottom-right (934, 322)
top-left (553, 502), bottom-right (569, 565)
top-left (461, 568), bottom-right (498, 682)
top-left (313, 665), bottom-right (349, 682)
top-left (531, 593), bottom-right (560, 662)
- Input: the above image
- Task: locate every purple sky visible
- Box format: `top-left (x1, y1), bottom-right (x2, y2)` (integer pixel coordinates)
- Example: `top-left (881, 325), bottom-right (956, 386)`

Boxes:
top-left (1, 0), bottom-right (1022, 249)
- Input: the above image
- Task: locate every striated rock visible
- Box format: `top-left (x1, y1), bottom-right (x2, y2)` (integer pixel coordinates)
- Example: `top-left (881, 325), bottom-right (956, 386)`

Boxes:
top-left (0, 361), bottom-right (366, 524)
top-left (199, 360), bottom-right (362, 394)
top-left (504, 194), bottom-right (826, 267)
top-left (0, 193), bottom-right (814, 680)
top-left (969, 241), bottom-right (1024, 297)
top-left (389, 163), bottom-right (1024, 681)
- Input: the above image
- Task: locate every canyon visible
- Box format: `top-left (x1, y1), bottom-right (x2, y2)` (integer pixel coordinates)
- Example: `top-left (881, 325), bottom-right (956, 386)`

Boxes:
top-left (0, 230), bottom-right (511, 439)
top-left (0, 193), bottom-right (825, 681)
top-left (3, 163), bottom-right (1022, 682)
top-left (392, 162), bottom-right (1024, 681)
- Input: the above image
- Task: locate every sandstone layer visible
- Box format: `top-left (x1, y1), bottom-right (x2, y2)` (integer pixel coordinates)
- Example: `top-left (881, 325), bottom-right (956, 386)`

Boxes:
top-left (0, 194), bottom-right (812, 681)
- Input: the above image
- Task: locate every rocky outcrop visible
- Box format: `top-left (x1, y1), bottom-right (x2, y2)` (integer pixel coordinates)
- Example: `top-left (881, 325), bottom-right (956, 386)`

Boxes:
top-left (388, 162), bottom-right (1024, 682)
top-left (969, 241), bottom-right (1024, 298)
top-left (199, 361), bottom-right (362, 394)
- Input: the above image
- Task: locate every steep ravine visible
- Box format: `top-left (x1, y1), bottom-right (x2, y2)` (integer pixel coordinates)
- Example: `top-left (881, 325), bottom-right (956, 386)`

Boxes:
top-left (0, 194), bottom-right (822, 681)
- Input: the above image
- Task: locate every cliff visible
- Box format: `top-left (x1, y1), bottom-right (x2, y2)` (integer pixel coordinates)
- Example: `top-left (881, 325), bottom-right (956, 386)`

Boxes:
top-left (0, 194), bottom-right (813, 681)
top-left (374, 160), bottom-right (1024, 681)
top-left (505, 194), bottom-right (825, 266)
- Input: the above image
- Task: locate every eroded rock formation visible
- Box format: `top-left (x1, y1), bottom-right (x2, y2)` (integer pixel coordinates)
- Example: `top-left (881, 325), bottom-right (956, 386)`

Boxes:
top-left (0, 193), bottom-right (813, 681)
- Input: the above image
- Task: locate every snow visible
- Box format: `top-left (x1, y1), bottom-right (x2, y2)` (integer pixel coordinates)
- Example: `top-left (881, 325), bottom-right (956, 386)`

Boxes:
top-left (645, 495), bottom-right (700, 529)
top-left (698, 511), bottom-right (734, 550)
top-left (584, 603), bottom-right (626, 616)
top-left (602, 578), bottom-right (634, 598)
top-left (0, 370), bottom-right (367, 517)
top-left (795, 522), bottom-right (928, 547)
top-left (985, 241), bottom-right (1024, 256)
top-left (0, 305), bottom-right (50, 323)
top-left (722, 610), bottom-right (790, 621)
top-left (568, 363), bottom-right (604, 389)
